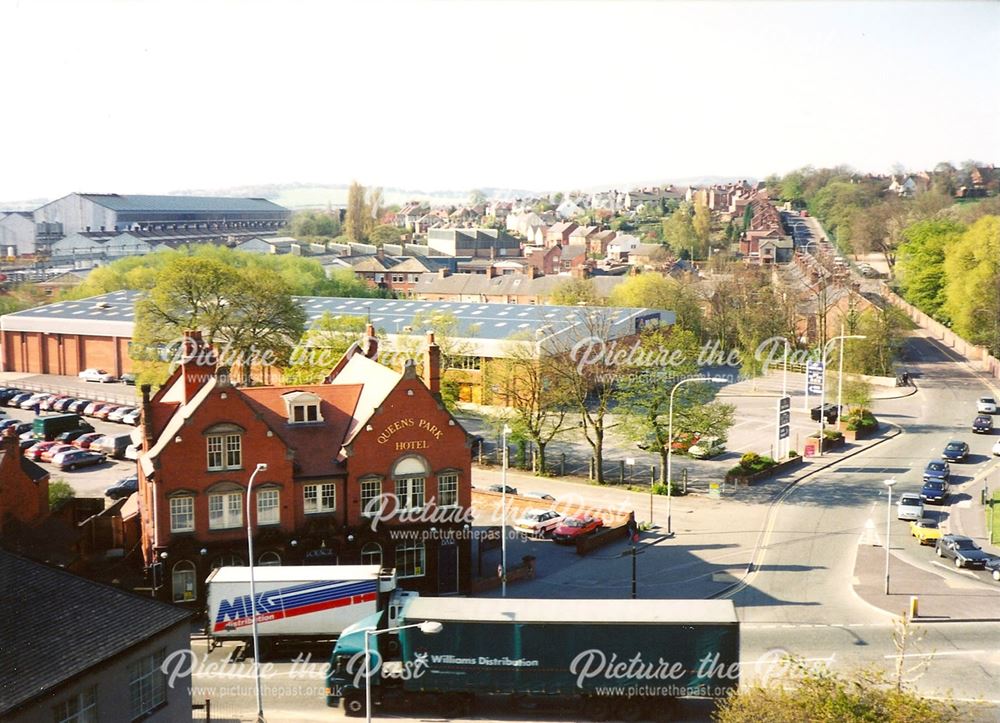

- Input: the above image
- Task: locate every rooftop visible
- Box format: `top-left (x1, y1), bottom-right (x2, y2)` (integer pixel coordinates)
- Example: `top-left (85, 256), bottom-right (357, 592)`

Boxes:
top-left (0, 549), bottom-right (190, 716)
top-left (76, 193), bottom-right (288, 214)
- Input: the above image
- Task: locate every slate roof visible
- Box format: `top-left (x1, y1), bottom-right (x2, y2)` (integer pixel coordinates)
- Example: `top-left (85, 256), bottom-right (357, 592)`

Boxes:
top-left (78, 193), bottom-right (287, 214)
top-left (0, 549), bottom-right (190, 716)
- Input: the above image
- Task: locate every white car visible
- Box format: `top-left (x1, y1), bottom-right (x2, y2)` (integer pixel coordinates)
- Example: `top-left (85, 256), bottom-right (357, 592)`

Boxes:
top-left (689, 438), bottom-right (726, 459)
top-left (523, 491), bottom-right (556, 502)
top-left (896, 493), bottom-right (924, 521)
top-left (19, 393), bottom-right (50, 410)
top-left (513, 509), bottom-right (564, 537)
top-left (993, 439), bottom-right (1000, 457)
top-left (977, 397), bottom-right (997, 414)
top-left (79, 368), bottom-right (116, 383)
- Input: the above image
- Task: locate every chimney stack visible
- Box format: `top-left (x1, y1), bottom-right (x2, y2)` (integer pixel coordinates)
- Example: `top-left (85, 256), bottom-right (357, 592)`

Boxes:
top-left (180, 330), bottom-right (216, 403)
top-left (424, 332), bottom-right (441, 396)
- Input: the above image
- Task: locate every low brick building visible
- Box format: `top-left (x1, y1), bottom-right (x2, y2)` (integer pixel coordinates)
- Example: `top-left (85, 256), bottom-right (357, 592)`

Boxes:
top-left (137, 329), bottom-right (474, 604)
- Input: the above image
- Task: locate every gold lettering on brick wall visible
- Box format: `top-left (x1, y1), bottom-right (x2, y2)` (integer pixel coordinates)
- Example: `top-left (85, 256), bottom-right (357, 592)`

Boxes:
top-left (376, 417), bottom-right (446, 445)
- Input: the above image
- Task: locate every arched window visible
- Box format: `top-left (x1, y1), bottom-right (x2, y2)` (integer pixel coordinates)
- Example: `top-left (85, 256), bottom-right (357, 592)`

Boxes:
top-left (172, 560), bottom-right (197, 603)
top-left (393, 457), bottom-right (427, 512)
top-left (258, 551), bottom-right (281, 566)
top-left (210, 553), bottom-right (245, 570)
top-left (360, 543), bottom-right (382, 567)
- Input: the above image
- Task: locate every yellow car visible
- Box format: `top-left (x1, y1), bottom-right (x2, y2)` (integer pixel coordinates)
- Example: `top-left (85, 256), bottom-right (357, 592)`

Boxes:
top-left (910, 517), bottom-right (943, 545)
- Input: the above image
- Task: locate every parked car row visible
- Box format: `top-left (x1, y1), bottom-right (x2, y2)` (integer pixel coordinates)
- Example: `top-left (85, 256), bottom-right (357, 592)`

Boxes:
top-left (899, 497), bottom-right (999, 581)
top-left (21, 434), bottom-right (108, 470)
top-left (511, 508), bottom-right (605, 543)
top-left (0, 388), bottom-right (139, 426)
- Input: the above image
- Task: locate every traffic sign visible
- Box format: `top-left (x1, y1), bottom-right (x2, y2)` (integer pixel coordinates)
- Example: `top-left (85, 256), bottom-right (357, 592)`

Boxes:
top-left (779, 411), bottom-right (790, 426)
top-left (779, 396), bottom-right (790, 412)
top-left (779, 425), bottom-right (790, 440)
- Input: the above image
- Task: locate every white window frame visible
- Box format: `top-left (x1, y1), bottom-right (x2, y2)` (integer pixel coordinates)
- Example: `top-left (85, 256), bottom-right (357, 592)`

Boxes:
top-left (437, 474), bottom-right (459, 508)
top-left (208, 491), bottom-right (243, 530)
top-left (258, 551), bottom-right (282, 566)
top-left (395, 541), bottom-right (425, 578)
top-left (360, 478), bottom-right (382, 517)
top-left (53, 685), bottom-right (97, 723)
top-left (291, 404), bottom-right (320, 423)
top-left (207, 433), bottom-right (242, 471)
top-left (360, 542), bottom-right (382, 566)
top-left (128, 648), bottom-right (166, 719)
top-left (304, 483), bottom-right (336, 514)
top-left (171, 560), bottom-right (196, 603)
top-left (395, 476), bottom-right (425, 512)
top-left (256, 488), bottom-right (280, 525)
top-left (169, 496), bottom-right (194, 533)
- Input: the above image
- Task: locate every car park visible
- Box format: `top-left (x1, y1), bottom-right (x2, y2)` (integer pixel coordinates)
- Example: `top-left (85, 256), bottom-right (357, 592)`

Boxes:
top-left (68, 399), bottom-right (91, 414)
top-left (909, 517), bottom-right (942, 546)
top-left (83, 402), bottom-right (110, 417)
top-left (57, 449), bottom-right (107, 471)
top-left (20, 393), bottom-right (50, 410)
top-left (104, 475), bottom-right (139, 500)
top-left (810, 403), bottom-right (841, 423)
top-left (552, 513), bottom-right (604, 543)
top-left (6, 392), bottom-right (32, 407)
top-left (94, 404), bottom-right (120, 421)
top-left (55, 430), bottom-right (89, 444)
top-left (920, 478), bottom-right (950, 504)
top-left (0, 419), bottom-right (21, 431)
top-left (977, 397), bottom-right (997, 414)
top-left (941, 440), bottom-right (969, 462)
top-left (79, 368), bottom-right (116, 383)
top-left (923, 459), bottom-right (950, 482)
top-left (53, 397), bottom-right (78, 412)
top-left (935, 535), bottom-right (990, 568)
top-left (93, 433), bottom-right (133, 459)
top-left (0, 388), bottom-right (23, 404)
top-left (7, 422), bottom-right (33, 436)
top-left (39, 395), bottom-right (66, 411)
top-left (896, 493), bottom-right (923, 521)
top-left (73, 433), bottom-right (104, 449)
top-left (108, 406), bottom-right (136, 423)
top-left (18, 437), bottom-right (36, 451)
top-left (514, 509), bottom-right (564, 537)
top-left (120, 373), bottom-right (137, 386)
top-left (122, 409), bottom-right (141, 426)
top-left (973, 415), bottom-right (994, 434)
top-left (40, 443), bottom-right (76, 463)
top-left (689, 438), bottom-right (726, 459)
top-left (488, 484), bottom-right (518, 495)
top-left (124, 444), bottom-right (140, 461)
top-left (24, 441), bottom-right (58, 461)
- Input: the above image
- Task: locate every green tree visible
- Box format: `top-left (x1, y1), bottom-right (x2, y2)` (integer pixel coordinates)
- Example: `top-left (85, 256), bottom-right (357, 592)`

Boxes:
top-left (780, 171), bottom-right (806, 205)
top-left (608, 273), bottom-right (705, 339)
top-left (48, 479), bottom-right (75, 510)
top-left (617, 327), bottom-right (734, 485)
top-left (692, 202), bottom-right (712, 254)
top-left (896, 219), bottom-right (964, 320)
top-left (133, 255), bottom-right (307, 386)
top-left (468, 189), bottom-right (486, 205)
top-left (943, 215), bottom-right (1000, 355)
top-left (845, 305), bottom-right (910, 376)
top-left (344, 181), bottom-right (367, 241)
top-left (662, 204), bottom-right (699, 257)
top-left (548, 278), bottom-right (600, 306)
top-left (392, 310), bottom-right (479, 409)
top-left (283, 313), bottom-right (369, 384)
top-left (368, 224), bottom-right (402, 248)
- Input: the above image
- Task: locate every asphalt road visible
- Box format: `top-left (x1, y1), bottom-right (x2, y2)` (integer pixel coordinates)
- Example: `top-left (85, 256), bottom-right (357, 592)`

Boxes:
top-left (730, 333), bottom-right (1000, 706)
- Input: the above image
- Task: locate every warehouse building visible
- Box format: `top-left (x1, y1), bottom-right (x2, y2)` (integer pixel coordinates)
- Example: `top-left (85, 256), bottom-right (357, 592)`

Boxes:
top-left (19, 192), bottom-right (290, 256)
top-left (0, 291), bottom-right (673, 400)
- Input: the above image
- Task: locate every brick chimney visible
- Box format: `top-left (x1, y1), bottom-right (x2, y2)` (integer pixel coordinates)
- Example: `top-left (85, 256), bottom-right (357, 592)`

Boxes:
top-left (486, 264), bottom-right (497, 279)
top-left (438, 268), bottom-right (450, 279)
top-left (424, 332), bottom-right (441, 396)
top-left (181, 330), bottom-right (216, 403)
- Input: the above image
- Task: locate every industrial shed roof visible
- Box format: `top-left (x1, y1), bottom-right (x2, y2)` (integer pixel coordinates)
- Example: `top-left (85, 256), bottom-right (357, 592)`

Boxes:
top-left (78, 193), bottom-right (287, 213)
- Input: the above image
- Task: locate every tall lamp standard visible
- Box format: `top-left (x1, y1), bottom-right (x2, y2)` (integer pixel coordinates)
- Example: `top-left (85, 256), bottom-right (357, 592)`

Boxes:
top-left (667, 377), bottom-right (728, 536)
top-left (363, 621), bottom-right (443, 723)
top-left (246, 462), bottom-right (269, 723)
top-left (884, 478), bottom-right (897, 594)
top-left (501, 424), bottom-right (512, 597)
top-left (818, 332), bottom-right (866, 455)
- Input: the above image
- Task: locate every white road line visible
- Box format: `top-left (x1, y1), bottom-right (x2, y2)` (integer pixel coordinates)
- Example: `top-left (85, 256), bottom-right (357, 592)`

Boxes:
top-left (929, 560), bottom-right (981, 579)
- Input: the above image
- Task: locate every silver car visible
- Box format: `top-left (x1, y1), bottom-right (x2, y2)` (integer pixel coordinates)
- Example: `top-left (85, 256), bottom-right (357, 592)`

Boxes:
top-left (896, 492), bottom-right (923, 521)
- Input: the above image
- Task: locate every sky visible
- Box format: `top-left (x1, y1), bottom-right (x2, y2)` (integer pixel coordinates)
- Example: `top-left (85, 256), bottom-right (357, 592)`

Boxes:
top-left (1, 0), bottom-right (998, 202)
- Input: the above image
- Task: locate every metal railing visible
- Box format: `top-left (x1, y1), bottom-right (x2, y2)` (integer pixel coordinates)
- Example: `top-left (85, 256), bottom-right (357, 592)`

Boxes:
top-left (3, 380), bottom-right (138, 406)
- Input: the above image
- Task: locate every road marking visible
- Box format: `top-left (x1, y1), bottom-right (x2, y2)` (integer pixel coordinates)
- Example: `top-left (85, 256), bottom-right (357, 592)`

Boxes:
top-left (929, 560), bottom-right (981, 579)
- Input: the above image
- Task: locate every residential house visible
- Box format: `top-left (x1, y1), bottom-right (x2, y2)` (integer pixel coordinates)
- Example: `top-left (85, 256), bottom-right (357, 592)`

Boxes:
top-left (558, 244), bottom-right (588, 272)
top-left (606, 234), bottom-right (641, 261)
top-left (555, 198), bottom-right (583, 219)
top-left (543, 222), bottom-right (578, 248)
top-left (568, 225), bottom-right (599, 247)
top-left (589, 229), bottom-right (617, 256)
top-left (426, 228), bottom-right (521, 258)
top-left (524, 245), bottom-right (563, 275)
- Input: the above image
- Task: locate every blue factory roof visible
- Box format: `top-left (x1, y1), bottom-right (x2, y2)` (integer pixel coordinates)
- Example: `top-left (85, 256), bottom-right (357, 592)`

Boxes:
top-left (78, 193), bottom-right (287, 214)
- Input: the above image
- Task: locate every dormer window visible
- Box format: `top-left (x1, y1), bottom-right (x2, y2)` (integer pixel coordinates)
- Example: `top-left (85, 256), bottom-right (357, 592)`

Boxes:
top-left (282, 390), bottom-right (324, 424)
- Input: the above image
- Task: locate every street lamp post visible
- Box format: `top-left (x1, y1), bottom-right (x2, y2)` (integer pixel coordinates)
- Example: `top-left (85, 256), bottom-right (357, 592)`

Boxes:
top-left (667, 376), bottom-right (728, 536)
top-left (884, 478), bottom-right (897, 595)
top-left (501, 424), bottom-right (511, 597)
top-left (363, 621), bottom-right (443, 723)
top-left (818, 332), bottom-right (866, 455)
top-left (246, 462), bottom-right (269, 723)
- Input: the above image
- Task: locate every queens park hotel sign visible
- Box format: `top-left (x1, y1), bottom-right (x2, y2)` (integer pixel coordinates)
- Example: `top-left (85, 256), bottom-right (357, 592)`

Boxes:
top-left (376, 417), bottom-right (446, 450)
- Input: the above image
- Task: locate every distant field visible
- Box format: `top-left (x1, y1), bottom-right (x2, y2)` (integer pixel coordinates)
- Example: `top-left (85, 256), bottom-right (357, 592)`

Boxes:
top-left (271, 186), bottom-right (470, 209)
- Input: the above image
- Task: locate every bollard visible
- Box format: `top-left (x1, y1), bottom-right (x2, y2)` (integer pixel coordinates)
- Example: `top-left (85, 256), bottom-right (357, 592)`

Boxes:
top-left (909, 595), bottom-right (919, 619)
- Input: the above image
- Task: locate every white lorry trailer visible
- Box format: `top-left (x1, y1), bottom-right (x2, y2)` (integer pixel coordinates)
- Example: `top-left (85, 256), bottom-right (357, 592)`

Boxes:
top-left (205, 565), bottom-right (414, 654)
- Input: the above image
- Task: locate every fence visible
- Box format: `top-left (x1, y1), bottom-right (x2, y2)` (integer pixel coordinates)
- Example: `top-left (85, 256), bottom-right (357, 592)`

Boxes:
top-left (5, 379), bottom-right (138, 406)
top-left (878, 282), bottom-right (1000, 384)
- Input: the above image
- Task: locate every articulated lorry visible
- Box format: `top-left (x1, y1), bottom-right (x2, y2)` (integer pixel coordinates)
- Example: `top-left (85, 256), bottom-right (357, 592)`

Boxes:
top-left (205, 565), bottom-right (415, 656)
top-left (327, 596), bottom-right (740, 720)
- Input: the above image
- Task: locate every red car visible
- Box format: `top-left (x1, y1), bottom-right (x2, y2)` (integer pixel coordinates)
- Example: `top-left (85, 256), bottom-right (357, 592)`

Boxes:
top-left (94, 404), bottom-right (120, 420)
top-left (552, 513), bottom-right (604, 544)
top-left (40, 395), bottom-right (67, 411)
top-left (24, 441), bottom-right (58, 461)
top-left (74, 433), bottom-right (104, 449)
top-left (41, 443), bottom-right (76, 463)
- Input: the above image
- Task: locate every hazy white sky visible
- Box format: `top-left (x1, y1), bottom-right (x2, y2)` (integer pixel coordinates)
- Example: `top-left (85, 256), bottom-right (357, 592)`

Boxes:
top-left (1, 0), bottom-right (998, 201)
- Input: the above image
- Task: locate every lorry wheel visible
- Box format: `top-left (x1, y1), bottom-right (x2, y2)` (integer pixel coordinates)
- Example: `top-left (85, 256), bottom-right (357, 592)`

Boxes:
top-left (343, 691), bottom-right (365, 717)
